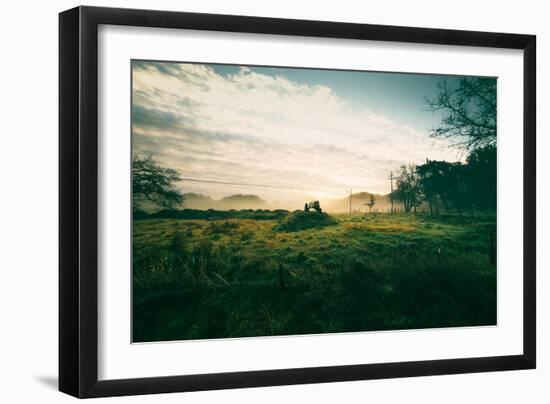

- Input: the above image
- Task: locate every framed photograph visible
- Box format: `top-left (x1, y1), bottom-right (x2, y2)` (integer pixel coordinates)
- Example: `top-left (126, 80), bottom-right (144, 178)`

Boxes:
top-left (59, 6), bottom-right (536, 398)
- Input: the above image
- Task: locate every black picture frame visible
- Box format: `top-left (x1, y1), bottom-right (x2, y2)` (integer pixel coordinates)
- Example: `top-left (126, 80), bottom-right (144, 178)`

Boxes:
top-left (59, 6), bottom-right (536, 398)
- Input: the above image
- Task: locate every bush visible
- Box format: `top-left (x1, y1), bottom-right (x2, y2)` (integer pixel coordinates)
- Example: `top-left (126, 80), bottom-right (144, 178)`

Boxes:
top-left (274, 211), bottom-right (337, 232)
top-left (205, 221), bottom-right (239, 235)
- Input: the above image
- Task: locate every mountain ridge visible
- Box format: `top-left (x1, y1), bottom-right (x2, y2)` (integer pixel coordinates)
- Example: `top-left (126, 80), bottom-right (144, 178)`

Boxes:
top-left (181, 192), bottom-right (391, 212)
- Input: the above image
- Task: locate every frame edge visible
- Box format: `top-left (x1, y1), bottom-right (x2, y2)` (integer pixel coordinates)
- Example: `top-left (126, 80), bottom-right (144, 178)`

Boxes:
top-left (59, 6), bottom-right (537, 398)
top-left (522, 34), bottom-right (536, 369)
top-left (59, 6), bottom-right (81, 398)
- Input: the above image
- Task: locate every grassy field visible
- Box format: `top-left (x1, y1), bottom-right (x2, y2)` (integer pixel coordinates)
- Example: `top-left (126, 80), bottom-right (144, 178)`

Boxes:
top-left (132, 211), bottom-right (496, 342)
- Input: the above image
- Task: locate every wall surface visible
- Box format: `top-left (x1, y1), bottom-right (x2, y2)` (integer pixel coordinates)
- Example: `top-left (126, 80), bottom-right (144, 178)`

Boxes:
top-left (0, 0), bottom-right (547, 402)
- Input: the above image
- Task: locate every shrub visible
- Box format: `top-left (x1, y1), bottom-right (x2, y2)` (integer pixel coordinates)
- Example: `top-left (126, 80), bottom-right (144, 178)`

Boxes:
top-left (274, 211), bottom-right (337, 232)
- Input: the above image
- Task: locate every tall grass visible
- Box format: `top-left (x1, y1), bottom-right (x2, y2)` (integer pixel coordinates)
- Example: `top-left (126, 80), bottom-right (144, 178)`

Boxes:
top-left (132, 212), bottom-right (496, 342)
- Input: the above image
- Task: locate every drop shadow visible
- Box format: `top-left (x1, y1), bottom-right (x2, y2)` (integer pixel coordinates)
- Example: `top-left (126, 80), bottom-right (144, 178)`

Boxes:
top-left (35, 375), bottom-right (58, 390)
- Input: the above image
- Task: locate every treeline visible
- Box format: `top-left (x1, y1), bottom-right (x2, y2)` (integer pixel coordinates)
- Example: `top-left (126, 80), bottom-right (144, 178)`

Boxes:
top-left (391, 76), bottom-right (498, 216)
top-left (134, 208), bottom-right (290, 221)
top-left (393, 145), bottom-right (496, 216)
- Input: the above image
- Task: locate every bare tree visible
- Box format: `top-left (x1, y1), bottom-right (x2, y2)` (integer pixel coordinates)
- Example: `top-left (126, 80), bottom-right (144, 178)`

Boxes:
top-left (365, 193), bottom-right (375, 213)
top-left (132, 155), bottom-right (183, 211)
top-left (394, 165), bottom-right (422, 214)
top-left (425, 77), bottom-right (496, 150)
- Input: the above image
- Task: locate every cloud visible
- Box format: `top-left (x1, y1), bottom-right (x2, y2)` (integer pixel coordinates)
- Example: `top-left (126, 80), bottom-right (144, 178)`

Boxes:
top-left (132, 61), bottom-right (457, 200)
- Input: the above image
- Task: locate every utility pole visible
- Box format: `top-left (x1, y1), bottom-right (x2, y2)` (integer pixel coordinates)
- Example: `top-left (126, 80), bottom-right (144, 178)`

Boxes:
top-left (349, 188), bottom-right (352, 215)
top-left (388, 172), bottom-right (394, 214)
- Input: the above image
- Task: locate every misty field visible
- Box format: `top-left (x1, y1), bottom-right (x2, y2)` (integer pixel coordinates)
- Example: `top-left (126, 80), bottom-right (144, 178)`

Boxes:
top-left (132, 211), bottom-right (496, 342)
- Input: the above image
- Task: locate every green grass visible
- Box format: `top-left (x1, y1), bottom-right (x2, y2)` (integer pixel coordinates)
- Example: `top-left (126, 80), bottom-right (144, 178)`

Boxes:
top-left (132, 211), bottom-right (496, 342)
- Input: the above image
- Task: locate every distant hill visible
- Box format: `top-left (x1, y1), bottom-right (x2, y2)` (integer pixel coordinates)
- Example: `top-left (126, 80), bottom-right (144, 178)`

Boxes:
top-left (181, 193), bottom-right (270, 210)
top-left (177, 192), bottom-right (390, 212)
top-left (217, 194), bottom-right (270, 210)
top-left (181, 193), bottom-right (217, 209)
top-left (321, 192), bottom-right (391, 213)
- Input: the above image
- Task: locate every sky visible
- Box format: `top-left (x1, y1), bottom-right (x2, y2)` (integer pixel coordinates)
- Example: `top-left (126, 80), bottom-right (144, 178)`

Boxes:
top-left (131, 60), bottom-right (464, 204)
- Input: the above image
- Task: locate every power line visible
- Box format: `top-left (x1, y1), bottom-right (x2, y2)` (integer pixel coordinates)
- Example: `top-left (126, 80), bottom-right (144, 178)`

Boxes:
top-left (179, 176), bottom-right (388, 199)
top-left (179, 177), bottom-right (344, 193)
top-left (180, 177), bottom-right (276, 189)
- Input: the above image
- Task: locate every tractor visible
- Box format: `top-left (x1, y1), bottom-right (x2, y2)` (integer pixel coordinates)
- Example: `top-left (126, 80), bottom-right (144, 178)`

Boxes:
top-left (304, 200), bottom-right (322, 213)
